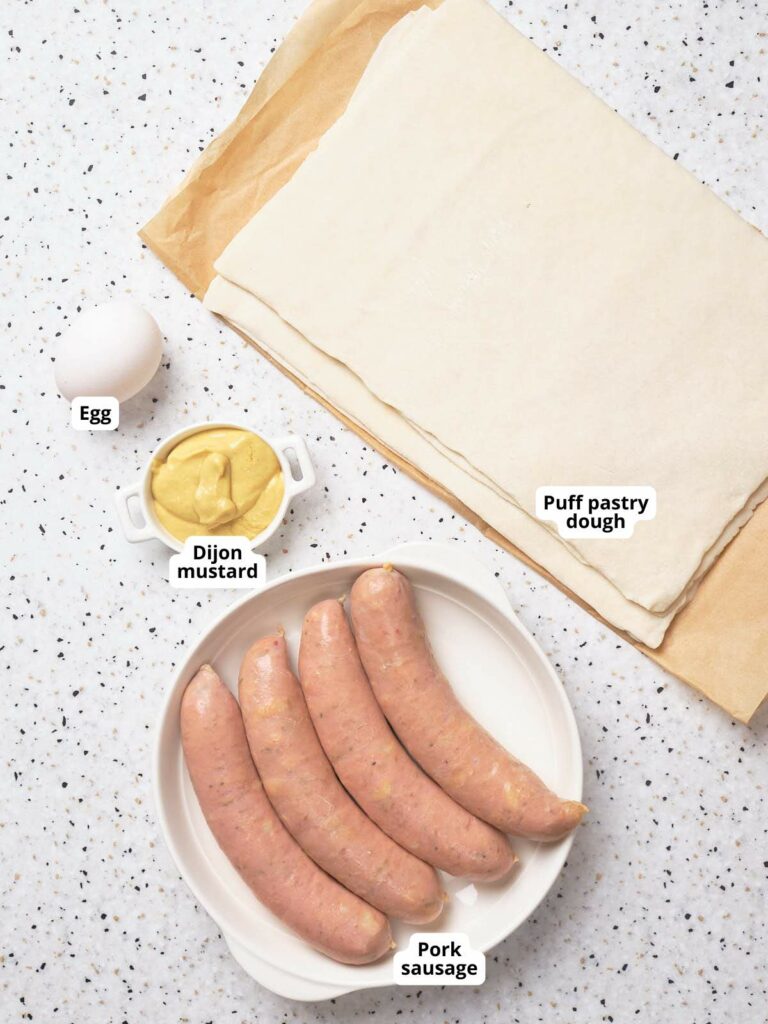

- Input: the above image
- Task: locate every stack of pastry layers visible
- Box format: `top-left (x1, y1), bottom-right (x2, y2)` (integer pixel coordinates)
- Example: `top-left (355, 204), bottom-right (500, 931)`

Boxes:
top-left (142, 0), bottom-right (768, 721)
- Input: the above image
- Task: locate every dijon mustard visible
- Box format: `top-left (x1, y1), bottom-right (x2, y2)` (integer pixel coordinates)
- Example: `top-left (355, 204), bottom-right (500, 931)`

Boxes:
top-left (151, 427), bottom-right (284, 542)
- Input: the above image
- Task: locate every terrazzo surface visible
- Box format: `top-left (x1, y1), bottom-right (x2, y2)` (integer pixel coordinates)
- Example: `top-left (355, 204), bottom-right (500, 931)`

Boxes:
top-left (2, 0), bottom-right (767, 1021)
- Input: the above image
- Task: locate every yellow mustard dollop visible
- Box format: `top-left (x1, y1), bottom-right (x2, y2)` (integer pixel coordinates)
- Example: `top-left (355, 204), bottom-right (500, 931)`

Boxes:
top-left (151, 428), bottom-right (284, 542)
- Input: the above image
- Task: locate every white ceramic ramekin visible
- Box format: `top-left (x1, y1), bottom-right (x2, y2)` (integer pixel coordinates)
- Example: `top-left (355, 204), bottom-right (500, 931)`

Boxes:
top-left (114, 421), bottom-right (315, 552)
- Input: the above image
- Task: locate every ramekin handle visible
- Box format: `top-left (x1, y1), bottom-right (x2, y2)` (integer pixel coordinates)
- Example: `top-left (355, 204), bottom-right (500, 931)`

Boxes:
top-left (271, 435), bottom-right (316, 498)
top-left (114, 481), bottom-right (155, 543)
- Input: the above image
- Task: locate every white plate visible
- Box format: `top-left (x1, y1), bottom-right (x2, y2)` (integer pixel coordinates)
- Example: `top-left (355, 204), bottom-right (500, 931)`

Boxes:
top-left (153, 542), bottom-right (584, 1000)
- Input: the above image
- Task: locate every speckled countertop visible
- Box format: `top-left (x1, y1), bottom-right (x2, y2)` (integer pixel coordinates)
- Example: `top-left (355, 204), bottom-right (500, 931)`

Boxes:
top-left (2, 0), bottom-right (767, 1020)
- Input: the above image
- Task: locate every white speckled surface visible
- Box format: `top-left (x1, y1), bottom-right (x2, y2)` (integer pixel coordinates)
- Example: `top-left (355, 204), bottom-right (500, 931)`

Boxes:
top-left (2, 0), bottom-right (767, 1020)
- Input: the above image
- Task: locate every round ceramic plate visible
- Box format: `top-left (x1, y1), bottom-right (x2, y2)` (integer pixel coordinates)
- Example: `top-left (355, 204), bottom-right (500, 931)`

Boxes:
top-left (153, 543), bottom-right (583, 1000)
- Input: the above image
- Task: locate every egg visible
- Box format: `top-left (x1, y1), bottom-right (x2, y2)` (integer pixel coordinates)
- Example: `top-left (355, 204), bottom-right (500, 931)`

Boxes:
top-left (55, 299), bottom-right (163, 402)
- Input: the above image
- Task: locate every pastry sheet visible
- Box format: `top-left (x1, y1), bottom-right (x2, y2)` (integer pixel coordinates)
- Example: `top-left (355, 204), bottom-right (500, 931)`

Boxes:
top-left (140, 0), bottom-right (437, 298)
top-left (214, 0), bottom-right (768, 620)
top-left (139, 0), bottom-right (768, 723)
top-left (205, 275), bottom-right (679, 645)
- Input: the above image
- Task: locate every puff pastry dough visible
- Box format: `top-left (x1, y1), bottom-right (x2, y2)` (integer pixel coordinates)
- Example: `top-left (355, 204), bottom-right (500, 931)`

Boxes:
top-left (210, 0), bottom-right (768, 640)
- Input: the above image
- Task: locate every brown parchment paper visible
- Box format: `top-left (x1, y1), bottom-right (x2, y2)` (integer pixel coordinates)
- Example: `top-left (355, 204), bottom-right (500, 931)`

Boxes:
top-left (139, 0), bottom-right (768, 724)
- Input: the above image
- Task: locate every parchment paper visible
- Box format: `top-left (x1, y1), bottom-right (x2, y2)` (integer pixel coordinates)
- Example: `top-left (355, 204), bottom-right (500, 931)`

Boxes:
top-left (139, 0), bottom-right (768, 724)
top-left (140, 0), bottom-right (438, 298)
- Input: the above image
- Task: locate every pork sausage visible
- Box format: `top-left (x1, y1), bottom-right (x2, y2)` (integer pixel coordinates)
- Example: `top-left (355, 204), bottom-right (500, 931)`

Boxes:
top-left (299, 599), bottom-right (517, 880)
top-left (349, 568), bottom-right (587, 841)
top-left (180, 664), bottom-right (392, 964)
top-left (239, 634), bottom-right (445, 924)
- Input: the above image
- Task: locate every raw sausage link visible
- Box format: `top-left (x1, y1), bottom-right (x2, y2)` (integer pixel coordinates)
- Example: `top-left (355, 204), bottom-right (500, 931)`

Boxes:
top-left (180, 664), bottom-right (392, 964)
top-left (299, 599), bottom-right (517, 881)
top-left (239, 634), bottom-right (445, 924)
top-left (349, 568), bottom-right (587, 842)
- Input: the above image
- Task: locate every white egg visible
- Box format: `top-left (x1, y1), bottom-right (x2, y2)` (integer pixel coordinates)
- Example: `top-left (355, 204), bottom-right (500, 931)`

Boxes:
top-left (54, 299), bottom-right (163, 402)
